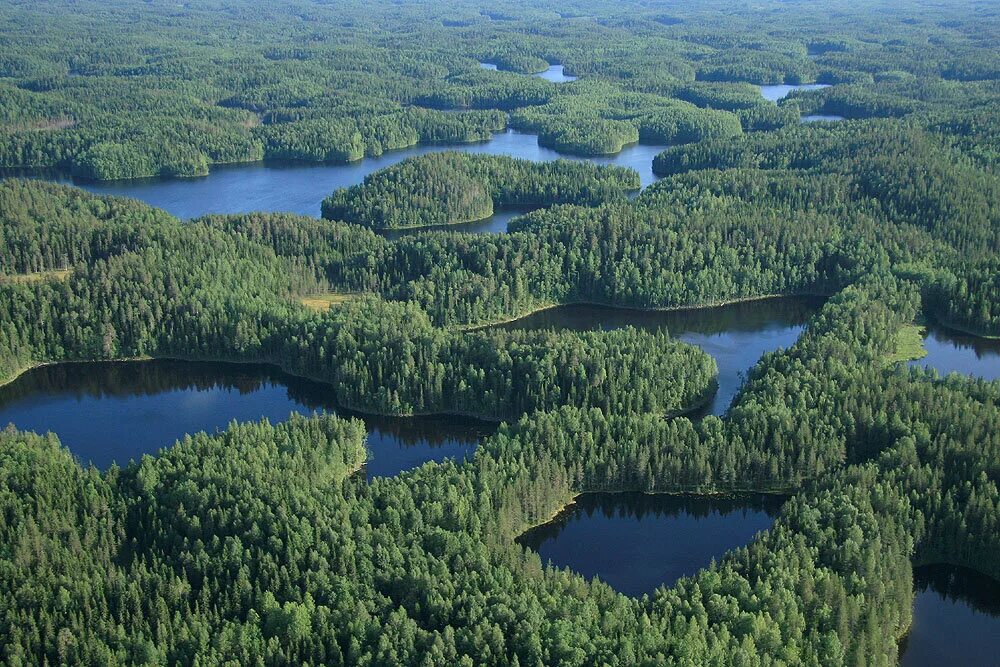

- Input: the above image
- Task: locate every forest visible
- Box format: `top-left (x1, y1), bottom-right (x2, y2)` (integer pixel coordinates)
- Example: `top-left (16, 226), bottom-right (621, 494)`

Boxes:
top-left (320, 153), bottom-right (639, 230)
top-left (2, 0), bottom-right (1000, 665)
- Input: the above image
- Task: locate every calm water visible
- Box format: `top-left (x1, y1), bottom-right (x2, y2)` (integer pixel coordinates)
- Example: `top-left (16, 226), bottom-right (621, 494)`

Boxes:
top-left (0, 360), bottom-right (494, 474)
top-left (378, 207), bottom-right (536, 239)
top-left (477, 62), bottom-right (576, 82)
top-left (900, 564), bottom-right (1000, 666)
top-left (534, 65), bottom-right (577, 83)
top-left (910, 325), bottom-right (1000, 382)
top-left (499, 296), bottom-right (825, 416)
top-left (801, 114), bottom-right (844, 123)
top-left (12, 129), bottom-right (663, 220)
top-left (759, 83), bottom-right (830, 102)
top-left (517, 493), bottom-right (784, 596)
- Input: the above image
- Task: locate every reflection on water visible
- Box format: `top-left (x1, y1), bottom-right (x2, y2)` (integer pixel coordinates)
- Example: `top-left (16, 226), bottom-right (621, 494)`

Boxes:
top-left (378, 207), bottom-right (537, 239)
top-left (517, 493), bottom-right (784, 596)
top-left (910, 324), bottom-right (1000, 382)
top-left (900, 564), bottom-right (1000, 666)
top-left (7, 129), bottom-right (663, 220)
top-left (499, 296), bottom-right (825, 416)
top-left (0, 360), bottom-right (494, 474)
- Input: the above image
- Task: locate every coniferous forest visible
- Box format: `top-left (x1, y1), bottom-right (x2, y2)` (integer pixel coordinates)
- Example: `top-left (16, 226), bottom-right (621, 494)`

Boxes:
top-left (2, 0), bottom-right (1000, 664)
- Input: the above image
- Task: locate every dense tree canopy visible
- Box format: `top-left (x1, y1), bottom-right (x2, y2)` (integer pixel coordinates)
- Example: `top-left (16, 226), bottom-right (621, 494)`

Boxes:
top-left (2, 0), bottom-right (1000, 664)
top-left (2, 0), bottom-right (998, 179)
top-left (320, 153), bottom-right (639, 229)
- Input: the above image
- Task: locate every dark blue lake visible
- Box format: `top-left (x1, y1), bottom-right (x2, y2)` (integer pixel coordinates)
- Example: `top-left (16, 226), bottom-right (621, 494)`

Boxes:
top-left (517, 493), bottom-right (784, 597)
top-left (900, 564), bottom-right (1000, 666)
top-left (0, 360), bottom-right (493, 475)
top-left (498, 296), bottom-right (825, 416)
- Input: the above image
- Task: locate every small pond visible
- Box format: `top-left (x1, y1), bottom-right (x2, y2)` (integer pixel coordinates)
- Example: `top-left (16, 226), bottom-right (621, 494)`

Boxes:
top-left (517, 493), bottom-right (785, 597)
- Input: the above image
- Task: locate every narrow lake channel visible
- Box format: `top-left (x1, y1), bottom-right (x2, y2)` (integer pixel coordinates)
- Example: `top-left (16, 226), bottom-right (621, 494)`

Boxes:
top-left (0, 359), bottom-right (494, 475)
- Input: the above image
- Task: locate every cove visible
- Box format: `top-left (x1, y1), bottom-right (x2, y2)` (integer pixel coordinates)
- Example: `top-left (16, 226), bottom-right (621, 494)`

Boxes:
top-left (759, 83), bottom-right (830, 102)
top-left (0, 359), bottom-right (495, 475)
top-left (899, 564), bottom-right (1000, 666)
top-left (498, 296), bottom-right (825, 416)
top-left (11, 129), bottom-right (665, 221)
top-left (909, 324), bottom-right (1000, 382)
top-left (517, 493), bottom-right (785, 597)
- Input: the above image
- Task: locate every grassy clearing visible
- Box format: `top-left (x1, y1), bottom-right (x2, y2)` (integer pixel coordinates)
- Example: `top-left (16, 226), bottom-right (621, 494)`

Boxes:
top-left (885, 323), bottom-right (927, 366)
top-left (0, 268), bottom-right (72, 284)
top-left (297, 292), bottom-right (358, 311)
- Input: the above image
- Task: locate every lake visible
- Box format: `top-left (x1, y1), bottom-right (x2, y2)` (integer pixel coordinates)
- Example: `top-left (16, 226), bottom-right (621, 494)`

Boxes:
top-left (478, 62), bottom-right (576, 83)
top-left (534, 64), bottom-right (577, 83)
top-left (11, 129), bottom-right (664, 221)
top-left (497, 296), bottom-right (826, 416)
top-left (378, 206), bottom-right (538, 239)
top-left (910, 324), bottom-right (1000, 382)
top-left (0, 359), bottom-right (494, 475)
top-left (517, 493), bottom-right (785, 597)
top-left (900, 564), bottom-right (1000, 666)
top-left (759, 83), bottom-right (831, 102)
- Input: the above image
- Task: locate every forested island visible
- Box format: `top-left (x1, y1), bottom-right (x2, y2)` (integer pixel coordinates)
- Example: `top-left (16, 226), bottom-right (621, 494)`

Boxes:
top-left (2, 0), bottom-right (1000, 664)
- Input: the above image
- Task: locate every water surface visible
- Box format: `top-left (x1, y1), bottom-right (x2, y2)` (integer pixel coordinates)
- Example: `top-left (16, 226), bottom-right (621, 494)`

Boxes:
top-left (910, 324), bottom-right (1000, 382)
top-left (517, 493), bottom-right (784, 596)
top-left (499, 296), bottom-right (825, 415)
top-left (378, 207), bottom-right (537, 239)
top-left (801, 114), bottom-right (845, 123)
top-left (11, 130), bottom-right (663, 220)
top-left (477, 62), bottom-right (576, 83)
top-left (900, 564), bottom-right (1000, 666)
top-left (759, 83), bottom-right (830, 102)
top-left (534, 64), bottom-right (577, 83)
top-left (0, 360), bottom-right (493, 474)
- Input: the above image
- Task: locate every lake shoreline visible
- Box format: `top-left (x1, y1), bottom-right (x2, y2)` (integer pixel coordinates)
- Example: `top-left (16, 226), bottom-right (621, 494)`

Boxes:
top-left (930, 318), bottom-right (1000, 341)
top-left (0, 130), bottom-right (520, 186)
top-left (516, 487), bottom-right (794, 542)
top-left (463, 292), bottom-right (832, 331)
top-left (0, 354), bottom-right (713, 426)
